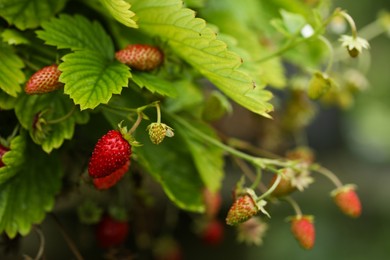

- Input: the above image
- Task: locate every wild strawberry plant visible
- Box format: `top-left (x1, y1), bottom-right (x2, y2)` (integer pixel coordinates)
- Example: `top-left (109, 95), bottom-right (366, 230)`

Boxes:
top-left (0, 0), bottom-right (389, 257)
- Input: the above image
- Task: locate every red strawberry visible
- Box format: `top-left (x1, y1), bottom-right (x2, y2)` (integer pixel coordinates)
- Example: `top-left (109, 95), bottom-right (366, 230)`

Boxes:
top-left (88, 130), bottom-right (132, 178)
top-left (202, 188), bottom-right (222, 219)
top-left (0, 144), bottom-right (10, 168)
top-left (290, 215), bottom-right (315, 250)
top-left (331, 185), bottom-right (361, 218)
top-left (115, 44), bottom-right (163, 71)
top-left (96, 215), bottom-right (129, 248)
top-left (226, 194), bottom-right (258, 226)
top-left (25, 64), bottom-right (62, 94)
top-left (93, 160), bottom-right (130, 190)
top-left (201, 219), bottom-right (224, 246)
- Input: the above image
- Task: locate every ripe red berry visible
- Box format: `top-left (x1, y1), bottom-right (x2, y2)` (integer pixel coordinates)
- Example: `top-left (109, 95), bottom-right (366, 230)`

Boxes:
top-left (226, 194), bottom-right (258, 226)
top-left (25, 64), bottom-right (62, 94)
top-left (290, 215), bottom-right (315, 250)
top-left (96, 215), bottom-right (129, 248)
top-left (88, 130), bottom-right (132, 178)
top-left (0, 144), bottom-right (10, 168)
top-left (93, 160), bottom-right (130, 190)
top-left (201, 219), bottom-right (224, 246)
top-left (331, 185), bottom-right (362, 218)
top-left (115, 44), bottom-right (163, 71)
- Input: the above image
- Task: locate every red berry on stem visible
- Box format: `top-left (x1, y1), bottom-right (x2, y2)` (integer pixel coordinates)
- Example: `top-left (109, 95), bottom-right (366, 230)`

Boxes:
top-left (25, 64), bottom-right (62, 94)
top-left (201, 219), bottom-right (224, 246)
top-left (290, 215), bottom-right (315, 250)
top-left (88, 130), bottom-right (132, 178)
top-left (115, 44), bottom-right (163, 71)
top-left (96, 215), bottom-right (129, 248)
top-left (93, 160), bottom-right (130, 190)
top-left (331, 185), bottom-right (362, 218)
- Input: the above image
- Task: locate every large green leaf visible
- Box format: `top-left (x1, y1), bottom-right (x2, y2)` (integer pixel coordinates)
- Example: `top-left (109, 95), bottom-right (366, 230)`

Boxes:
top-left (14, 92), bottom-right (89, 153)
top-left (0, 133), bottom-right (63, 238)
top-left (0, 134), bottom-right (26, 185)
top-left (0, 0), bottom-right (66, 30)
top-left (101, 0), bottom-right (138, 28)
top-left (199, 0), bottom-right (286, 88)
top-left (132, 72), bottom-right (178, 97)
top-left (36, 14), bottom-right (114, 59)
top-left (59, 50), bottom-right (131, 110)
top-left (131, 0), bottom-right (273, 117)
top-left (0, 45), bottom-right (25, 97)
top-left (171, 117), bottom-right (224, 192)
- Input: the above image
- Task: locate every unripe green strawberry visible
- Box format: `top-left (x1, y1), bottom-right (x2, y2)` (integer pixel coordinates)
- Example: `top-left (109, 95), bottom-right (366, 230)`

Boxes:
top-left (0, 144), bottom-right (10, 168)
top-left (147, 123), bottom-right (174, 145)
top-left (331, 184), bottom-right (361, 218)
top-left (115, 44), bottom-right (163, 71)
top-left (88, 130), bottom-right (132, 178)
top-left (93, 160), bottom-right (130, 190)
top-left (25, 64), bottom-right (62, 94)
top-left (290, 215), bottom-right (315, 250)
top-left (96, 215), bottom-right (129, 248)
top-left (226, 194), bottom-right (258, 226)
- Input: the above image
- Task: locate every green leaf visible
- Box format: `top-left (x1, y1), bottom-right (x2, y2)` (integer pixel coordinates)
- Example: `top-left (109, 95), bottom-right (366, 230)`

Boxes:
top-left (0, 0), bottom-right (66, 30)
top-left (0, 90), bottom-right (17, 110)
top-left (134, 122), bottom-right (205, 212)
top-left (202, 90), bottom-right (232, 121)
top-left (59, 50), bottom-right (131, 110)
top-left (131, 0), bottom-right (273, 117)
top-left (36, 14), bottom-right (114, 59)
top-left (172, 117), bottom-right (224, 192)
top-left (0, 45), bottom-right (25, 97)
top-left (101, 0), bottom-right (138, 28)
top-left (164, 79), bottom-right (203, 114)
top-left (0, 134), bottom-right (26, 185)
top-left (279, 9), bottom-right (307, 35)
top-left (14, 92), bottom-right (90, 153)
top-left (132, 72), bottom-right (177, 97)
top-left (0, 133), bottom-right (63, 238)
top-left (1, 29), bottom-right (30, 45)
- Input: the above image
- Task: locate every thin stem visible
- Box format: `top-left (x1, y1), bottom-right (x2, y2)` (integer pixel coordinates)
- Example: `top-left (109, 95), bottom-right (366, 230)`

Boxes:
top-left (250, 167), bottom-right (262, 191)
top-left (23, 226), bottom-right (45, 260)
top-left (46, 107), bottom-right (75, 124)
top-left (171, 114), bottom-right (289, 169)
top-left (317, 35), bottom-right (334, 74)
top-left (340, 11), bottom-right (358, 39)
top-left (50, 214), bottom-right (84, 260)
top-left (257, 9), bottom-right (339, 63)
top-left (155, 102), bottom-right (161, 123)
top-left (284, 196), bottom-right (303, 217)
top-left (257, 174), bottom-right (281, 201)
top-left (311, 164), bottom-right (343, 188)
top-left (358, 20), bottom-right (386, 41)
top-left (103, 104), bottom-right (138, 113)
top-left (129, 112), bottom-right (143, 134)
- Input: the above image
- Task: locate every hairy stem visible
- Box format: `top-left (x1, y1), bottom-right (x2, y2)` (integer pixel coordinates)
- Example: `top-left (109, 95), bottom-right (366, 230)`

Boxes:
top-left (311, 164), bottom-right (343, 188)
top-left (284, 196), bottom-right (303, 217)
top-left (257, 173), bottom-right (281, 201)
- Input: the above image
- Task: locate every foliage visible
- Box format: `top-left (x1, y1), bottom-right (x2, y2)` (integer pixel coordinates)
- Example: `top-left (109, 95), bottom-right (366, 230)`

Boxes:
top-left (0, 0), bottom-right (388, 257)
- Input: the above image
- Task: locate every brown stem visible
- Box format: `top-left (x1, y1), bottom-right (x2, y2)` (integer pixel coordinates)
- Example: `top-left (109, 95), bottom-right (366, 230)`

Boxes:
top-left (50, 214), bottom-right (84, 260)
